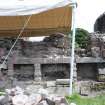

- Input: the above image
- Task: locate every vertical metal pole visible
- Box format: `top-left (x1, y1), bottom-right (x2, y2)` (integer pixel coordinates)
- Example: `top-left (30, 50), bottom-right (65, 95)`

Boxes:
top-left (69, 2), bottom-right (76, 95)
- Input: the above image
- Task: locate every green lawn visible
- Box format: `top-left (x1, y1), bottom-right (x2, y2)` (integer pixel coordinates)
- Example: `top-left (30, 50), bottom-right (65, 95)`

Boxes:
top-left (66, 94), bottom-right (105, 105)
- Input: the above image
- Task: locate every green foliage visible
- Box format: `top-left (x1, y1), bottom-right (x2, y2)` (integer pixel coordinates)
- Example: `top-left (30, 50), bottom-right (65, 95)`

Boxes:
top-left (70, 28), bottom-right (89, 48)
top-left (0, 88), bottom-right (5, 96)
top-left (66, 93), bottom-right (105, 105)
top-left (0, 92), bottom-right (5, 96)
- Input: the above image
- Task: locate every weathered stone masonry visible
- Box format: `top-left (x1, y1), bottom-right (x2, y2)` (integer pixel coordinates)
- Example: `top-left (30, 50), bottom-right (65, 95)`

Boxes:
top-left (1, 33), bottom-right (105, 96)
top-left (8, 57), bottom-right (71, 81)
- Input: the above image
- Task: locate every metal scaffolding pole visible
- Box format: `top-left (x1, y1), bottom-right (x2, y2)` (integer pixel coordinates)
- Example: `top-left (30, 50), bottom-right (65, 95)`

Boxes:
top-left (69, 1), bottom-right (77, 95)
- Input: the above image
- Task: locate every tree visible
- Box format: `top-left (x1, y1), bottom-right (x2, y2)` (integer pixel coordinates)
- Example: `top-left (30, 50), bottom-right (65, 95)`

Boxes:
top-left (71, 28), bottom-right (89, 49)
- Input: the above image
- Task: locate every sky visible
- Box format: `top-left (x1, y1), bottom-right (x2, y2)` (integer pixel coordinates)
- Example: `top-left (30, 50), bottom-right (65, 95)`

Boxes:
top-left (76, 0), bottom-right (105, 32)
top-left (30, 0), bottom-right (105, 41)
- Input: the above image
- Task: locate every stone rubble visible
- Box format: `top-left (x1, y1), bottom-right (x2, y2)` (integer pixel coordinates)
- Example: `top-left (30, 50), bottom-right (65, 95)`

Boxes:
top-left (0, 33), bottom-right (70, 60)
top-left (0, 86), bottom-right (68, 105)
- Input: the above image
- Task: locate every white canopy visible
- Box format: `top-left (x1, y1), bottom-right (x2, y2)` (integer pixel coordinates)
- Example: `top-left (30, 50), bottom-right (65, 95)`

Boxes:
top-left (0, 0), bottom-right (71, 16)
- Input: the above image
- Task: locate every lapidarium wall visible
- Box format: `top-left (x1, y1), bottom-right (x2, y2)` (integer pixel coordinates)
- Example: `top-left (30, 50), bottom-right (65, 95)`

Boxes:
top-left (8, 57), bottom-right (71, 81)
top-left (5, 56), bottom-right (105, 96)
top-left (1, 33), bottom-right (105, 96)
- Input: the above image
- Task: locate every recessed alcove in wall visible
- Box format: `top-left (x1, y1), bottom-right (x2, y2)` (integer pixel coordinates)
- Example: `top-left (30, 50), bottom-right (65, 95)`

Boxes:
top-left (77, 63), bottom-right (98, 81)
top-left (41, 63), bottom-right (70, 81)
top-left (14, 64), bottom-right (34, 81)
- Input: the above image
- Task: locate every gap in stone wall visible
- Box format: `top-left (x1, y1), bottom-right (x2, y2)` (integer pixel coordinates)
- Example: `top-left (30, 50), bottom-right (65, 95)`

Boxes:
top-left (13, 64), bottom-right (34, 81)
top-left (41, 63), bottom-right (70, 81)
top-left (77, 63), bottom-right (98, 81)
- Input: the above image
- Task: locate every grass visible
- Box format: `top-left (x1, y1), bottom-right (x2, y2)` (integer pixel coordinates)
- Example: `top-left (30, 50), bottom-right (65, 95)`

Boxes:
top-left (66, 94), bottom-right (105, 105)
top-left (0, 88), bottom-right (5, 96)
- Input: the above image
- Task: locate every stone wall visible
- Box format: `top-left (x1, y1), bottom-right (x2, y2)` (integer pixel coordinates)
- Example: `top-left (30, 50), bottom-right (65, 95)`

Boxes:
top-left (5, 57), bottom-right (105, 84)
top-left (0, 33), bottom-right (105, 95)
top-left (8, 57), bottom-right (72, 82)
top-left (0, 33), bottom-right (70, 59)
top-left (89, 33), bottom-right (105, 58)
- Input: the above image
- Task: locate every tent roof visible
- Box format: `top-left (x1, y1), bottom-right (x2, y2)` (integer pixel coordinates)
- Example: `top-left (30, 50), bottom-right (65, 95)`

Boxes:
top-left (0, 0), bottom-right (72, 37)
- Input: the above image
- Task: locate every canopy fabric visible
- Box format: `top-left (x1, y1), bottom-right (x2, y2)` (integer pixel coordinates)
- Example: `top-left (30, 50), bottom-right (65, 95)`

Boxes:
top-left (0, 0), bottom-right (72, 37)
top-left (0, 0), bottom-right (71, 16)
